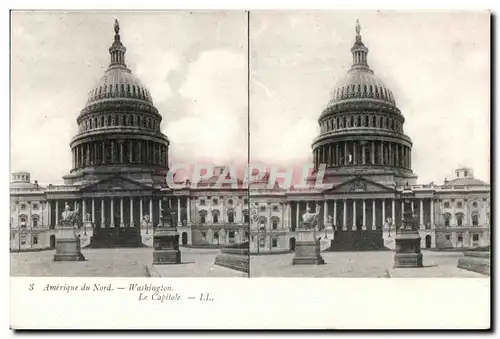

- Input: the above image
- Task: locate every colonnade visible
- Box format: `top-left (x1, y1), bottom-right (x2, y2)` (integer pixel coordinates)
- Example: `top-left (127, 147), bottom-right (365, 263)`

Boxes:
top-left (313, 140), bottom-right (411, 169)
top-left (72, 139), bottom-right (168, 169)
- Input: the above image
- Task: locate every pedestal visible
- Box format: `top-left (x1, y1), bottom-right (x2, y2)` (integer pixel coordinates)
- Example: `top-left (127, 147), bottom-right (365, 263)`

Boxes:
top-left (457, 250), bottom-right (490, 276)
top-left (153, 228), bottom-right (181, 265)
top-left (393, 229), bottom-right (423, 268)
top-left (53, 227), bottom-right (86, 262)
top-left (214, 242), bottom-right (249, 273)
top-left (292, 229), bottom-right (325, 265)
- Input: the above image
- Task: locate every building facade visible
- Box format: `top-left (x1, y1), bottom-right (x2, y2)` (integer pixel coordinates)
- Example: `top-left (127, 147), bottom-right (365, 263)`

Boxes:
top-left (248, 22), bottom-right (490, 254)
top-left (10, 21), bottom-right (489, 253)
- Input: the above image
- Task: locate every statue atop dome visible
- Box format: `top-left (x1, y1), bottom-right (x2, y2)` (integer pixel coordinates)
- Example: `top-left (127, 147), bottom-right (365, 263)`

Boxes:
top-left (114, 19), bottom-right (120, 34)
top-left (355, 19), bottom-right (362, 43)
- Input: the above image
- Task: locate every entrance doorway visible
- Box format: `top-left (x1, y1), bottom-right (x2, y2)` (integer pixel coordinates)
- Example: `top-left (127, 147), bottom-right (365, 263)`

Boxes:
top-left (425, 235), bottom-right (432, 248)
top-left (289, 237), bottom-right (296, 251)
top-left (181, 232), bottom-right (188, 246)
top-left (50, 235), bottom-right (56, 248)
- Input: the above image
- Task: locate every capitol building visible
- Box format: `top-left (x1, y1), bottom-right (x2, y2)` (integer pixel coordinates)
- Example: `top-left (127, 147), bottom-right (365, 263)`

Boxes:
top-left (10, 21), bottom-right (490, 253)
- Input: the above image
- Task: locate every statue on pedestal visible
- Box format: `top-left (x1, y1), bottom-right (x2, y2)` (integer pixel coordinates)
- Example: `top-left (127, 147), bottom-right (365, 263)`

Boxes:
top-left (54, 203), bottom-right (85, 262)
top-left (301, 206), bottom-right (320, 230)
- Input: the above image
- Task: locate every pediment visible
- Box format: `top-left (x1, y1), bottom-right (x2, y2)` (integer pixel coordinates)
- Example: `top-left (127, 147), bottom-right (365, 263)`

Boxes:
top-left (326, 176), bottom-right (395, 194)
top-left (80, 176), bottom-right (154, 193)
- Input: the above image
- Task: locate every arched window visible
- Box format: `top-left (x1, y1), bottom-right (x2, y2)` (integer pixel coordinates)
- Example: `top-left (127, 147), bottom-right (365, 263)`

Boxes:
top-left (444, 213), bottom-right (451, 227)
top-left (271, 217), bottom-right (280, 230)
top-left (456, 213), bottom-right (463, 227)
top-left (243, 209), bottom-right (249, 223)
top-left (19, 214), bottom-right (27, 228)
top-left (212, 209), bottom-right (220, 224)
top-left (472, 213), bottom-right (479, 226)
top-left (199, 210), bottom-right (207, 224)
top-left (259, 216), bottom-right (267, 230)
top-left (32, 214), bottom-right (39, 228)
top-left (227, 209), bottom-right (235, 223)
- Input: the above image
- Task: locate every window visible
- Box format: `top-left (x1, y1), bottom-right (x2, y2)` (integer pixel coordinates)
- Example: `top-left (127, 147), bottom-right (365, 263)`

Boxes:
top-left (457, 201), bottom-right (463, 208)
top-left (456, 213), bottom-right (463, 226)
top-left (473, 234), bottom-right (479, 241)
top-left (464, 170), bottom-right (468, 177)
top-left (259, 238), bottom-right (265, 248)
top-left (457, 234), bottom-right (463, 243)
top-left (228, 199), bottom-right (233, 205)
top-left (33, 236), bottom-right (38, 245)
top-left (200, 199), bottom-right (206, 206)
top-left (445, 235), bottom-right (450, 241)
top-left (472, 201), bottom-right (478, 208)
top-left (20, 204), bottom-right (26, 210)
top-left (200, 212), bottom-right (206, 224)
top-left (272, 238), bottom-right (278, 248)
top-left (213, 214), bottom-right (219, 224)
top-left (214, 232), bottom-right (219, 240)
top-left (272, 218), bottom-right (278, 230)
top-left (201, 232), bottom-right (206, 242)
top-left (260, 206), bottom-right (266, 212)
top-left (227, 211), bottom-right (234, 223)
top-left (244, 214), bottom-right (249, 224)
top-left (444, 213), bottom-right (451, 227)
top-left (32, 218), bottom-right (38, 228)
top-left (472, 213), bottom-right (479, 226)
top-left (443, 201), bottom-right (450, 208)
top-left (243, 199), bottom-right (248, 204)
top-left (272, 205), bottom-right (278, 212)
top-left (32, 203), bottom-right (39, 210)
top-left (212, 199), bottom-right (218, 205)
top-left (20, 235), bottom-right (26, 245)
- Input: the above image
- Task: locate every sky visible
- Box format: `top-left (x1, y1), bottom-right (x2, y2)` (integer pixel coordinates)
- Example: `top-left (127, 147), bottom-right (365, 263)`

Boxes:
top-left (11, 11), bottom-right (490, 185)
top-left (11, 11), bottom-right (248, 184)
top-left (250, 10), bottom-right (490, 184)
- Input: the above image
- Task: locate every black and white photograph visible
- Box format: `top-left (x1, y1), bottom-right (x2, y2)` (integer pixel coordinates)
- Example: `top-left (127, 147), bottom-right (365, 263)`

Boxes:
top-left (7, 8), bottom-right (492, 330)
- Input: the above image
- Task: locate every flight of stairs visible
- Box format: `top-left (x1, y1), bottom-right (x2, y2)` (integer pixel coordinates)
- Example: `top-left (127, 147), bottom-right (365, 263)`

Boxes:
top-left (87, 227), bottom-right (144, 248)
top-left (324, 229), bottom-right (390, 251)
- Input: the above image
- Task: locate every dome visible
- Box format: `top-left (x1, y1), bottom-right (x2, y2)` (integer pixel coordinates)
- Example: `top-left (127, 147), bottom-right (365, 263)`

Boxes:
top-left (82, 19), bottom-right (154, 109)
top-left (448, 178), bottom-right (488, 186)
top-left (328, 68), bottom-right (396, 106)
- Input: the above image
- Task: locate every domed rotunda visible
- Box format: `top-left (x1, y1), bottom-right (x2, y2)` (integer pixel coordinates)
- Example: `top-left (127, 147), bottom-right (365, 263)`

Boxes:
top-left (63, 20), bottom-right (169, 186)
top-left (312, 20), bottom-right (417, 187)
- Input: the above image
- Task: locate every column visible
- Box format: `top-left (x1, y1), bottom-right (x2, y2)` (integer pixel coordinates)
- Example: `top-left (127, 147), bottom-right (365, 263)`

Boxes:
top-left (110, 198), bottom-right (115, 228)
top-left (371, 142), bottom-right (375, 164)
top-left (82, 199), bottom-right (87, 222)
top-left (119, 197), bottom-right (124, 227)
top-left (420, 199), bottom-right (424, 229)
top-left (464, 199), bottom-right (468, 226)
top-left (401, 200), bottom-right (404, 223)
top-left (92, 198), bottom-right (95, 224)
top-left (101, 199), bottom-right (105, 227)
top-left (323, 200), bottom-right (328, 225)
top-left (129, 140), bottom-right (133, 163)
top-left (430, 199), bottom-right (434, 228)
top-left (342, 200), bottom-right (347, 231)
top-left (396, 144), bottom-right (400, 167)
top-left (362, 144), bottom-right (366, 165)
top-left (352, 200), bottom-right (357, 230)
top-left (158, 198), bottom-right (162, 222)
top-left (296, 202), bottom-right (300, 227)
top-left (344, 142), bottom-right (348, 165)
top-left (55, 200), bottom-right (59, 225)
top-left (380, 141), bottom-right (384, 164)
top-left (362, 199), bottom-right (366, 230)
top-left (333, 200), bottom-right (337, 227)
top-left (177, 198), bottom-right (181, 226)
top-left (139, 198), bottom-right (143, 227)
top-left (392, 199), bottom-right (395, 227)
top-left (47, 201), bottom-right (52, 226)
top-left (187, 198), bottom-right (191, 224)
top-left (372, 199), bottom-right (376, 230)
top-left (382, 199), bottom-right (386, 226)
top-left (130, 197), bottom-right (134, 227)
top-left (149, 198), bottom-right (153, 225)
top-left (102, 141), bottom-right (106, 164)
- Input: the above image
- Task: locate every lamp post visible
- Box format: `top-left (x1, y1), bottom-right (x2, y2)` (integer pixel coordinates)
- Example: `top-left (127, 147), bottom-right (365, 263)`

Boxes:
top-left (393, 184), bottom-right (423, 268)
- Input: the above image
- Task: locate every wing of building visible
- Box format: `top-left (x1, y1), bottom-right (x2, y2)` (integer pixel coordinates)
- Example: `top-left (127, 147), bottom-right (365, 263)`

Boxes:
top-left (10, 21), bottom-right (490, 253)
top-left (248, 21), bottom-right (491, 254)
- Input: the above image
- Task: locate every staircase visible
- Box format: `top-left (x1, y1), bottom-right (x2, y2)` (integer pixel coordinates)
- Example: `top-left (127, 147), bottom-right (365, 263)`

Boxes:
top-left (324, 229), bottom-right (390, 251)
top-left (87, 227), bottom-right (144, 248)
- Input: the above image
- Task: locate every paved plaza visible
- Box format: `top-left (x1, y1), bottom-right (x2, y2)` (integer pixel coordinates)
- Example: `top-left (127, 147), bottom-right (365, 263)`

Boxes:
top-left (10, 247), bottom-right (244, 277)
top-left (250, 250), bottom-right (486, 278)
